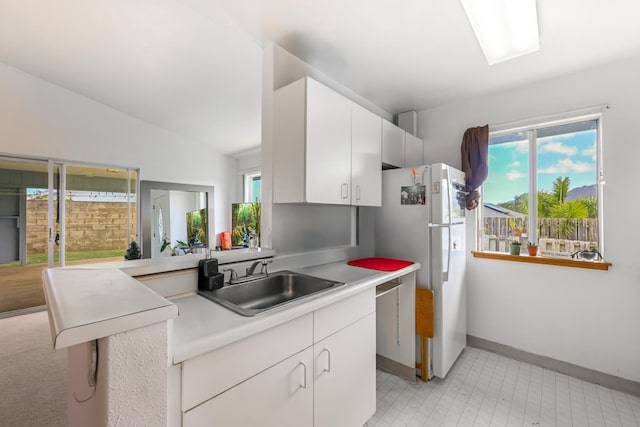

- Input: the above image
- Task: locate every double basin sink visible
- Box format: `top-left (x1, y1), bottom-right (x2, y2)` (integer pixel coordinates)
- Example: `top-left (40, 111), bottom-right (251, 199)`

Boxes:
top-left (198, 270), bottom-right (345, 316)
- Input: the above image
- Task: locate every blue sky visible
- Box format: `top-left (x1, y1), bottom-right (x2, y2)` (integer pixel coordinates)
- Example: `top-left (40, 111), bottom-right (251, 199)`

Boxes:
top-left (484, 130), bottom-right (597, 204)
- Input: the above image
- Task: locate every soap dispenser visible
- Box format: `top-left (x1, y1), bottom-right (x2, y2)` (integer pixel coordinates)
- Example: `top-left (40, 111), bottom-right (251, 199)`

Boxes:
top-left (198, 254), bottom-right (224, 291)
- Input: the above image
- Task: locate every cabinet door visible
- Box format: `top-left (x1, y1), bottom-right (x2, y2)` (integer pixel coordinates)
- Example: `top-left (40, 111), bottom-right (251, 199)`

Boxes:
top-left (314, 313), bottom-right (376, 427)
top-left (404, 132), bottom-right (424, 167)
top-left (351, 103), bottom-right (382, 206)
top-left (382, 119), bottom-right (405, 168)
top-left (305, 78), bottom-right (352, 204)
top-left (184, 347), bottom-right (313, 427)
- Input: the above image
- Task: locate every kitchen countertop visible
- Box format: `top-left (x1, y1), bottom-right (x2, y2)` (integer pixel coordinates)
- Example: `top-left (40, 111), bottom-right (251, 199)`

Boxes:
top-left (43, 268), bottom-right (178, 350)
top-left (42, 248), bottom-right (276, 350)
top-left (171, 260), bottom-right (420, 364)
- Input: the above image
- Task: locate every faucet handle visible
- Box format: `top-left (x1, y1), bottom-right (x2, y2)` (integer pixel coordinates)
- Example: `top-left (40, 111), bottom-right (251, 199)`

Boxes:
top-left (260, 259), bottom-right (273, 275)
top-left (222, 268), bottom-right (238, 283)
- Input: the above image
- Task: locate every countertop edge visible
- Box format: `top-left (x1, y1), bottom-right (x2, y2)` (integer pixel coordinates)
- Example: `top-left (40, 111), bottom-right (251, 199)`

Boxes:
top-left (54, 304), bottom-right (178, 350)
top-left (43, 268), bottom-right (179, 350)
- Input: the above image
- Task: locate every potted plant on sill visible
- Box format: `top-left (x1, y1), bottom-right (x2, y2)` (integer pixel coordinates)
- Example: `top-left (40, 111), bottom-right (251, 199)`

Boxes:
top-left (527, 241), bottom-right (539, 256)
top-left (509, 239), bottom-right (522, 255)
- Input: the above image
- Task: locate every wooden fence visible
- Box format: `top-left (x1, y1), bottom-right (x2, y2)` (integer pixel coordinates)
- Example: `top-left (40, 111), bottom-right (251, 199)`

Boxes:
top-left (538, 218), bottom-right (598, 242)
top-left (483, 217), bottom-right (598, 254)
top-left (483, 217), bottom-right (598, 241)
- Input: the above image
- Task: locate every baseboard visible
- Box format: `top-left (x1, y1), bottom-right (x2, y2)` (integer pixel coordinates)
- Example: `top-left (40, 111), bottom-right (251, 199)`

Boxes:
top-left (0, 305), bottom-right (46, 319)
top-left (376, 354), bottom-right (417, 383)
top-left (467, 335), bottom-right (640, 397)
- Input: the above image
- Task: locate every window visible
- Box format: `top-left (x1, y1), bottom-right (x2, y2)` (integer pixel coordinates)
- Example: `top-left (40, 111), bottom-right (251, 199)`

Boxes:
top-left (244, 171), bottom-right (261, 203)
top-left (480, 116), bottom-right (601, 258)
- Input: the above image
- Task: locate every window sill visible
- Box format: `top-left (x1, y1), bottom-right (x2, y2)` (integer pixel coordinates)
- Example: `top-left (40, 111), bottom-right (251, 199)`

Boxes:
top-left (471, 251), bottom-right (612, 271)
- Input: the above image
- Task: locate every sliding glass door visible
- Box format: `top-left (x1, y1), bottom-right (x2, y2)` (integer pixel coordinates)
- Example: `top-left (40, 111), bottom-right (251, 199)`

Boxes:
top-left (0, 157), bottom-right (138, 315)
top-left (62, 165), bottom-right (137, 266)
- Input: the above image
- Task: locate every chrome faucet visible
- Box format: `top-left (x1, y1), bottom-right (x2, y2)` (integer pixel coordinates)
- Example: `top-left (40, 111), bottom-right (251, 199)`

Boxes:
top-left (246, 259), bottom-right (269, 276)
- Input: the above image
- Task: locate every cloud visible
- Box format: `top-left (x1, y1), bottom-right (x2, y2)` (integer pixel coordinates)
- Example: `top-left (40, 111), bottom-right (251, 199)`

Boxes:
top-left (539, 141), bottom-right (577, 156)
top-left (539, 158), bottom-right (594, 174)
top-left (538, 134), bottom-right (574, 143)
top-left (507, 161), bottom-right (521, 168)
top-left (506, 170), bottom-right (526, 180)
top-left (514, 140), bottom-right (528, 153)
top-left (582, 146), bottom-right (596, 160)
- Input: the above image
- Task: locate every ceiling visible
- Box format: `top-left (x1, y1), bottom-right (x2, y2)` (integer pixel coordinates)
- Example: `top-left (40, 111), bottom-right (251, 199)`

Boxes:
top-left (1, 1), bottom-right (640, 156)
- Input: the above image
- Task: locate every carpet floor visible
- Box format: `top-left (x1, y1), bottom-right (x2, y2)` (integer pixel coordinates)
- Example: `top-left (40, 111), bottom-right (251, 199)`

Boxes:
top-left (0, 310), bottom-right (66, 427)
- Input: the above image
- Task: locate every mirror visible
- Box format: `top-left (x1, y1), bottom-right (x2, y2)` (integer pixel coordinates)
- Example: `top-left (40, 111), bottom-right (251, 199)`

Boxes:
top-left (140, 181), bottom-right (214, 259)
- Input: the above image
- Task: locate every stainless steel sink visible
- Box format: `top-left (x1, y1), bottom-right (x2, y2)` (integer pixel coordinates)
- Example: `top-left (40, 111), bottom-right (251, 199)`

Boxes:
top-left (198, 270), bottom-right (345, 316)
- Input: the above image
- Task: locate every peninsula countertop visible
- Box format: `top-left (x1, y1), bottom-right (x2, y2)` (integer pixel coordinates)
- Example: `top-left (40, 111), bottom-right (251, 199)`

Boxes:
top-left (42, 248), bottom-right (276, 350)
top-left (43, 267), bottom-right (179, 350)
top-left (171, 261), bottom-right (420, 363)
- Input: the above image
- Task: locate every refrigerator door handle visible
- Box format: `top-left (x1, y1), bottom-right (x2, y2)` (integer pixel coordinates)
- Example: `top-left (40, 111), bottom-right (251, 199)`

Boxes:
top-left (442, 166), bottom-right (453, 282)
top-left (443, 226), bottom-right (451, 282)
top-left (426, 222), bottom-right (452, 282)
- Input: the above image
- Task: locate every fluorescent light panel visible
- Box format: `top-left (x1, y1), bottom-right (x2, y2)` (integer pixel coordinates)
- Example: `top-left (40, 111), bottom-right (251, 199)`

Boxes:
top-left (461, 0), bottom-right (540, 65)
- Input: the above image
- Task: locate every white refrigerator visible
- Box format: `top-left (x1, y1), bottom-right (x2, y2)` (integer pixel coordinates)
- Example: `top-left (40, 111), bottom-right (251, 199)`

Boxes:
top-left (375, 163), bottom-right (467, 379)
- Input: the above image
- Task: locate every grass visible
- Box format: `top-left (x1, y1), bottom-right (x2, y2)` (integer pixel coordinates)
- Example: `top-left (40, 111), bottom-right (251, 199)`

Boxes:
top-left (0, 249), bottom-right (126, 267)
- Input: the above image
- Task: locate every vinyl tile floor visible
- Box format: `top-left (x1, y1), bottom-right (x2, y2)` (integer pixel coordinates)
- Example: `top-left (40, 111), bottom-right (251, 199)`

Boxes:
top-left (368, 347), bottom-right (640, 427)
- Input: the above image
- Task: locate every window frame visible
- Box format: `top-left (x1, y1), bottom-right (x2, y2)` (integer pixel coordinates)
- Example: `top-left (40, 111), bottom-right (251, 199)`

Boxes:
top-left (477, 109), bottom-right (606, 264)
top-left (243, 170), bottom-right (261, 203)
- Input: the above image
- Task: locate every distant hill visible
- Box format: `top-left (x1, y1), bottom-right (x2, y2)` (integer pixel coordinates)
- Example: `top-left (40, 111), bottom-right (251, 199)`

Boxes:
top-left (565, 184), bottom-right (596, 201)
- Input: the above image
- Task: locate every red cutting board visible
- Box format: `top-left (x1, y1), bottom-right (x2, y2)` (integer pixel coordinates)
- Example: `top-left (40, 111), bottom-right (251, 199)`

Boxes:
top-left (347, 257), bottom-right (414, 272)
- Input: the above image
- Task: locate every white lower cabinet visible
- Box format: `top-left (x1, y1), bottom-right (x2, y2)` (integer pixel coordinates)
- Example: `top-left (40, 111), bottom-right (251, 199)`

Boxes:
top-left (184, 347), bottom-right (313, 427)
top-left (181, 289), bottom-right (376, 427)
top-left (314, 313), bottom-right (376, 427)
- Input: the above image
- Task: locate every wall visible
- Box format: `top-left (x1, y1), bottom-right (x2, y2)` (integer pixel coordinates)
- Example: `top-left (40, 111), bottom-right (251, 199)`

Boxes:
top-left (27, 199), bottom-right (136, 253)
top-left (67, 322), bottom-right (169, 427)
top-left (417, 54), bottom-right (640, 382)
top-left (0, 62), bottom-right (237, 244)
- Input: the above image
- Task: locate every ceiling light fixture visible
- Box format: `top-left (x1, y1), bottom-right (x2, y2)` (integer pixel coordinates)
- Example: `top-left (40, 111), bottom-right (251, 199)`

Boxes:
top-left (461, 0), bottom-right (540, 65)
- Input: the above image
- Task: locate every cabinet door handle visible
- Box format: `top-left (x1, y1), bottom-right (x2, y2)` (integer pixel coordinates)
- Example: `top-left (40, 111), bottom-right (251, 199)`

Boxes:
top-left (356, 185), bottom-right (361, 201)
top-left (296, 361), bottom-right (307, 390)
top-left (341, 183), bottom-right (349, 199)
top-left (321, 348), bottom-right (331, 373)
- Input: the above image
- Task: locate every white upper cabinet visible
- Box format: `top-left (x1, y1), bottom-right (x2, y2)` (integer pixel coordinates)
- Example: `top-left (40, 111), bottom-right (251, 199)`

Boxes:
top-left (274, 77), bottom-right (352, 204)
top-left (351, 103), bottom-right (382, 206)
top-left (404, 132), bottom-right (424, 167)
top-left (274, 76), bottom-right (382, 206)
top-left (382, 119), bottom-right (405, 168)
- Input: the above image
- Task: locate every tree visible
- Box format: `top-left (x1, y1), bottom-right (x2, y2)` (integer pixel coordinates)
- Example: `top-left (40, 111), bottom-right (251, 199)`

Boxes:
top-left (551, 200), bottom-right (588, 238)
top-left (552, 176), bottom-right (571, 204)
top-left (514, 193), bottom-right (528, 214)
top-left (537, 191), bottom-right (555, 217)
top-left (581, 196), bottom-right (598, 218)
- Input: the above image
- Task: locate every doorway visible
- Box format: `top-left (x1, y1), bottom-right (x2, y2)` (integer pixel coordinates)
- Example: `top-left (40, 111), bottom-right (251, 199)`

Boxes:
top-left (152, 192), bottom-right (169, 258)
top-left (0, 191), bottom-right (20, 263)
